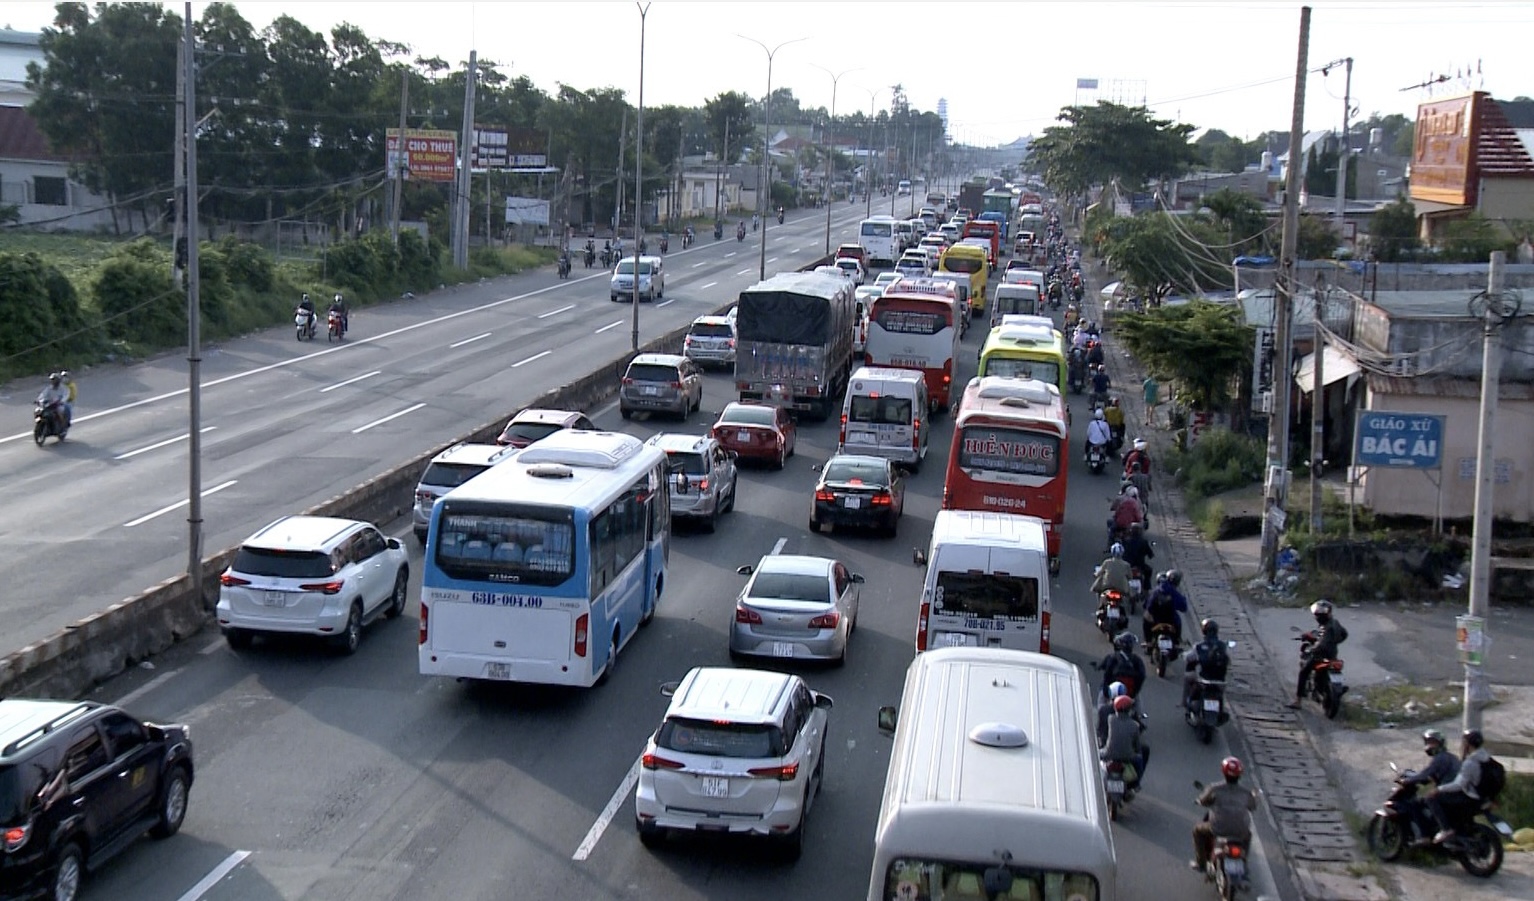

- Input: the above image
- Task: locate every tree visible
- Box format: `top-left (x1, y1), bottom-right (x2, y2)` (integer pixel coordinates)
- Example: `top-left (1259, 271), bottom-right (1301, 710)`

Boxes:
top-left (704, 91), bottom-right (754, 165)
top-left (1436, 213), bottom-right (1515, 262)
top-left (1197, 129), bottom-right (1256, 174)
top-left (1294, 214), bottom-right (1339, 260)
top-left (1100, 213), bottom-right (1231, 303)
top-left (1115, 302), bottom-right (1254, 411)
top-left (1027, 102), bottom-right (1200, 197)
top-left (1368, 198), bottom-right (1419, 262)
top-left (1202, 188), bottom-right (1270, 255)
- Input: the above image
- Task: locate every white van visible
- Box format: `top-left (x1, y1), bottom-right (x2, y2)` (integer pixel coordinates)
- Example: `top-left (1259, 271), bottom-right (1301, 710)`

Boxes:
top-left (869, 648), bottom-right (1115, 901)
top-left (840, 367), bottom-right (929, 470)
top-left (991, 283), bottom-right (1042, 327)
top-left (914, 510), bottom-right (1052, 653)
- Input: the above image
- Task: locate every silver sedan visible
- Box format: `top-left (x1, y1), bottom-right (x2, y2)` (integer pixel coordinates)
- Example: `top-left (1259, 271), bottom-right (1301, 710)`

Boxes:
top-left (728, 554), bottom-right (863, 665)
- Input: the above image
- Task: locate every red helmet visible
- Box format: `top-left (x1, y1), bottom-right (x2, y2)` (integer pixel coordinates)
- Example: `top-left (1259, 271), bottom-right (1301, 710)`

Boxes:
top-left (1221, 756), bottom-right (1244, 780)
top-left (1113, 695), bottom-right (1134, 713)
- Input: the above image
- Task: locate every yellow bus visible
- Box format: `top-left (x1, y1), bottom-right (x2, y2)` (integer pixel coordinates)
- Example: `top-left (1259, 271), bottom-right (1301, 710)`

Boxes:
top-left (978, 320), bottom-right (1068, 398)
top-left (939, 244), bottom-right (989, 313)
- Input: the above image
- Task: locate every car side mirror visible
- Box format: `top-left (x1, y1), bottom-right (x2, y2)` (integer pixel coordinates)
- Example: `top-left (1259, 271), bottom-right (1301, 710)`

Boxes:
top-left (674, 472), bottom-right (689, 494)
top-left (913, 549), bottom-right (927, 566)
top-left (850, 573), bottom-right (865, 584)
top-left (736, 564), bottom-right (754, 575)
top-left (877, 706), bottom-right (898, 733)
top-left (660, 680), bottom-right (680, 698)
top-left (387, 538), bottom-right (402, 550)
top-left (813, 692), bottom-right (835, 710)
top-left (728, 450), bottom-right (738, 460)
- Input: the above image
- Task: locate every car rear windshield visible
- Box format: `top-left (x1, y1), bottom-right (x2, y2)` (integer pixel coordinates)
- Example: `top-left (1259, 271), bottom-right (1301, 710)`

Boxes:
top-left (749, 571), bottom-right (829, 603)
top-left (232, 546), bottom-right (334, 579)
top-left (626, 363), bottom-right (680, 383)
top-left (666, 451), bottom-right (707, 476)
top-left (501, 422), bottom-right (564, 444)
top-left (689, 323), bottom-right (732, 338)
top-left (849, 394), bottom-right (913, 425)
top-left (421, 461), bottom-right (492, 489)
top-left (720, 405), bottom-right (775, 426)
top-left (933, 571), bottom-right (1040, 620)
top-left (823, 458), bottom-right (888, 486)
top-left (658, 718), bottom-right (784, 758)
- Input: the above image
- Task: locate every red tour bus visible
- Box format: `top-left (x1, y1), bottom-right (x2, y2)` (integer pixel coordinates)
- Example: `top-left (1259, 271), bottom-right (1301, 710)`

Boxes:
top-left (864, 278), bottom-right (962, 410)
top-left (942, 376), bottom-right (1070, 573)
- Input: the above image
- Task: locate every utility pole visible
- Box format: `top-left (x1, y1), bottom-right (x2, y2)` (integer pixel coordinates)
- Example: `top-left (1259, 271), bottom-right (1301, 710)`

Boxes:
top-left (715, 118), bottom-right (729, 223)
top-left (181, 3), bottom-right (205, 605)
top-left (1465, 251), bottom-right (1512, 732)
top-left (1332, 57), bottom-right (1353, 227)
top-left (632, 2), bottom-right (649, 350)
top-left (392, 71), bottom-right (408, 245)
top-left (1262, 5), bottom-right (1311, 581)
top-left (616, 108), bottom-right (628, 234)
top-left (451, 51), bottom-right (477, 270)
top-left (1310, 276), bottom-right (1326, 533)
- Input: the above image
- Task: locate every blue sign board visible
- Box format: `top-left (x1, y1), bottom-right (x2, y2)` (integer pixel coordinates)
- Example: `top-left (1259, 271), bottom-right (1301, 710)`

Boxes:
top-left (1355, 411), bottom-right (1445, 469)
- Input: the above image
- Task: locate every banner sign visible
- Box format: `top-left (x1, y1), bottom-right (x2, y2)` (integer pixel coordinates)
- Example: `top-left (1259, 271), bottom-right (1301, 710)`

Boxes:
top-left (386, 129), bottom-right (457, 182)
top-left (475, 126), bottom-right (550, 169)
top-left (505, 197), bottom-right (550, 226)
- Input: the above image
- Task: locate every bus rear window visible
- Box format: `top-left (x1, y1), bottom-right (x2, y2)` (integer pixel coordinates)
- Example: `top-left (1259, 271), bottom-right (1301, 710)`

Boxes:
top-left (882, 860), bottom-right (1098, 901)
top-left (984, 358), bottom-right (1059, 385)
top-left (861, 222), bottom-right (893, 238)
top-left (957, 426), bottom-right (1060, 477)
top-left (433, 504), bottom-right (575, 586)
top-left (850, 394), bottom-right (913, 425)
top-left (944, 257), bottom-right (983, 274)
top-left (873, 308), bottom-right (945, 335)
top-left (933, 571), bottom-right (1039, 620)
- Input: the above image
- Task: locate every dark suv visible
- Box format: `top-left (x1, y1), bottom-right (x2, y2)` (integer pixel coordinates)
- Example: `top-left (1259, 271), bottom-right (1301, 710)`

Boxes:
top-left (0, 699), bottom-right (193, 901)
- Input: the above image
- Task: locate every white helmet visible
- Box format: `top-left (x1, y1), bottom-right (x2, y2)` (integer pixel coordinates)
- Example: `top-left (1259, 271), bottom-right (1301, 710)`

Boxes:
top-left (1125, 486), bottom-right (1139, 499)
top-left (1094, 408), bottom-right (1105, 421)
top-left (1110, 542), bottom-right (1124, 558)
top-left (1133, 438), bottom-right (1147, 451)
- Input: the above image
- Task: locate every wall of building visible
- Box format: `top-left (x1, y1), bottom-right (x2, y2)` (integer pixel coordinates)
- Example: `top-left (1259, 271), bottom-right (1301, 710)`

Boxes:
top-left (1480, 177), bottom-right (1534, 231)
top-left (1353, 310), bottom-right (1534, 380)
top-left (1359, 389), bottom-right (1534, 521)
top-left (0, 158), bottom-right (115, 230)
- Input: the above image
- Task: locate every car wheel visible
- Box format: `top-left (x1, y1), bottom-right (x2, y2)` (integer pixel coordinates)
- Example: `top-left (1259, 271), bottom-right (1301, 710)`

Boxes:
top-left (774, 446), bottom-right (786, 470)
top-left (150, 765), bottom-right (191, 839)
top-left (775, 821), bottom-right (805, 862)
top-left (49, 843), bottom-right (83, 901)
top-left (333, 602), bottom-right (363, 656)
top-left (787, 435), bottom-right (795, 458)
top-left (703, 503), bottom-right (718, 533)
top-left (224, 628), bottom-right (253, 650)
top-left (596, 632), bottom-right (619, 686)
top-left (619, 407), bottom-right (633, 420)
top-left (808, 516), bottom-right (821, 533)
top-left (724, 479), bottom-right (737, 513)
top-left (637, 820), bottom-right (665, 849)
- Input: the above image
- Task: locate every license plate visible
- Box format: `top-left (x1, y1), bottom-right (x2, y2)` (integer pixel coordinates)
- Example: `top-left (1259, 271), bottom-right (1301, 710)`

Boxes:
top-left (1105, 779), bottom-right (1124, 794)
top-left (1106, 607), bottom-right (1121, 621)
top-left (263, 591), bottom-right (287, 607)
top-left (849, 431), bottom-right (873, 444)
top-left (737, 430), bottom-right (750, 442)
top-left (772, 642), bottom-right (795, 657)
top-left (701, 777), bottom-right (730, 798)
top-left (1222, 859), bottom-right (1246, 879)
top-left (1204, 699), bottom-right (1222, 712)
top-left (844, 496), bottom-right (861, 509)
top-left (644, 386), bottom-right (659, 396)
top-left (1159, 637), bottom-right (1174, 652)
top-left (485, 663), bottom-right (511, 680)
top-left (943, 633), bottom-right (970, 647)
top-left (1129, 579), bottom-right (1142, 594)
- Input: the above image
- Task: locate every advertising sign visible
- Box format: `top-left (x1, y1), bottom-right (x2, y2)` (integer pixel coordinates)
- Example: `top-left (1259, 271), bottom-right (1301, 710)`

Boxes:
top-left (1410, 93), bottom-right (1481, 207)
top-left (957, 427), bottom-right (1059, 478)
top-left (386, 129), bottom-right (457, 182)
top-left (1355, 411), bottom-right (1445, 469)
top-left (505, 197), bottom-right (550, 226)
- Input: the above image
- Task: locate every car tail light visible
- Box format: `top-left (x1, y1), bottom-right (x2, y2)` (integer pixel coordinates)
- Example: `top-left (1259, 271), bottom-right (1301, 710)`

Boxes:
top-left (911, 419), bottom-right (920, 449)
top-left (809, 612), bottom-right (840, 629)
top-left (671, 381), bottom-right (683, 389)
top-left (642, 752), bottom-right (686, 770)
top-left (300, 581), bottom-right (344, 595)
top-left (748, 761), bottom-right (800, 781)
top-left (622, 377), bottom-right (634, 385)
top-left (916, 601), bottom-right (930, 651)
top-left (574, 613), bottom-right (589, 657)
top-left (839, 414), bottom-right (847, 445)
top-left (736, 381), bottom-right (748, 390)
top-left (698, 478), bottom-right (708, 491)
top-left (735, 605), bottom-right (762, 624)
top-left (219, 572), bottom-right (250, 587)
top-left (415, 490), bottom-right (435, 504)
top-left (418, 601), bottom-right (429, 645)
top-left (1040, 610), bottom-right (1051, 654)
top-left (872, 491), bottom-right (892, 506)
top-left (4, 822), bottom-right (32, 853)
top-left (815, 489), bottom-right (836, 502)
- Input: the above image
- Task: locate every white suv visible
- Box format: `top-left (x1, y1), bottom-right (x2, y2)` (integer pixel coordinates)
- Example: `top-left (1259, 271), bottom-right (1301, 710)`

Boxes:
top-left (216, 516), bottom-right (410, 655)
top-left (635, 667), bottom-right (832, 860)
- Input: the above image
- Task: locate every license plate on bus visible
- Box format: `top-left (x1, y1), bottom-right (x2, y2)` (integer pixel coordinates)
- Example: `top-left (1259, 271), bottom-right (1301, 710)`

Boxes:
top-left (1105, 779), bottom-right (1125, 794)
top-left (701, 777), bottom-right (730, 798)
top-left (485, 663), bottom-right (512, 680)
top-left (844, 496), bottom-right (861, 509)
top-left (1204, 699), bottom-right (1222, 712)
top-left (263, 591), bottom-right (287, 607)
top-left (771, 642), bottom-right (795, 658)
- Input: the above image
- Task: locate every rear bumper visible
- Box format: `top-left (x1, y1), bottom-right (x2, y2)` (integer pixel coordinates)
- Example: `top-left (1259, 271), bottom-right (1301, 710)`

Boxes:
top-left (813, 499), bottom-right (895, 529)
top-left (634, 781), bottom-right (803, 837)
top-left (418, 649), bottom-right (593, 687)
top-left (729, 623), bottom-right (844, 660)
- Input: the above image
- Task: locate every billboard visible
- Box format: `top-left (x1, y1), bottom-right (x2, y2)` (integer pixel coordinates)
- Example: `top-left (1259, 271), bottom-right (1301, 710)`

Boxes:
top-left (386, 129), bottom-right (457, 182)
top-left (1355, 411), bottom-right (1444, 469)
top-left (1409, 93), bottom-right (1481, 207)
top-left (474, 126), bottom-right (549, 169)
top-left (505, 197), bottom-right (550, 226)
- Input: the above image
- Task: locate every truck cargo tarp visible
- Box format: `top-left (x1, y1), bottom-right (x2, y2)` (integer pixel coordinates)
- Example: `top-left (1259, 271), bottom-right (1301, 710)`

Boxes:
top-left (737, 273), bottom-right (845, 345)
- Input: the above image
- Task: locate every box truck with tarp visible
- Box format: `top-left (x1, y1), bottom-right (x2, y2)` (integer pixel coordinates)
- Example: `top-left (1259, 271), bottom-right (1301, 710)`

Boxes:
top-left (734, 272), bottom-right (857, 419)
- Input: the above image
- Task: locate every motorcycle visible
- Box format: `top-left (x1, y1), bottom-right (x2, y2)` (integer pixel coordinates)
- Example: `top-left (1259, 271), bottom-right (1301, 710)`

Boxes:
top-left (682, 231), bottom-right (694, 249)
top-left (1126, 567), bottom-right (1145, 615)
top-left (1193, 782), bottom-right (1251, 900)
top-left (736, 224), bottom-right (747, 242)
top-left (1102, 759), bottom-right (1138, 820)
top-left (584, 247), bottom-right (596, 269)
top-left (1094, 589), bottom-right (1127, 640)
top-left (295, 307), bottom-right (317, 341)
top-left (326, 310), bottom-right (344, 343)
top-left (714, 223), bottom-right (724, 241)
top-left (33, 401), bottom-right (67, 445)
top-left (1086, 441), bottom-right (1107, 475)
top-left (557, 256), bottom-right (572, 279)
top-left (1294, 630), bottom-right (1348, 719)
top-left (777, 209), bottom-right (785, 225)
top-left (1185, 677), bottom-right (1230, 744)
top-left (659, 237), bottom-right (669, 254)
top-left (1367, 762), bottom-right (1510, 877)
top-left (1067, 358), bottom-right (1086, 394)
top-left (1148, 622), bottom-right (1179, 677)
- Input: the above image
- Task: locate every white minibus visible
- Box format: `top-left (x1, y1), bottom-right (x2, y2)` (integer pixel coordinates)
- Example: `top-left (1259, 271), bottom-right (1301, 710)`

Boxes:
top-left (914, 510), bottom-right (1052, 653)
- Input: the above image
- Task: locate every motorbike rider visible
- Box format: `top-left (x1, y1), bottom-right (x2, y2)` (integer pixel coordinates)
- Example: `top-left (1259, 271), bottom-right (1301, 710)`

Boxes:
top-left (327, 293), bottom-right (348, 335)
top-left (59, 370), bottom-right (77, 424)
top-left (37, 372), bottom-right (70, 431)
top-left (1109, 485), bottom-right (1145, 542)
top-left (1182, 618), bottom-right (1231, 706)
top-left (1144, 569), bottom-right (1189, 648)
top-left (1095, 681), bottom-right (1146, 747)
top-left (714, 219), bottom-right (724, 240)
top-left (1103, 397), bottom-right (1126, 454)
top-left (1100, 695), bottom-right (1147, 790)
top-left (1429, 730), bottom-right (1494, 843)
top-left (659, 233), bottom-right (669, 254)
top-left (1287, 599), bottom-right (1349, 708)
top-left (1098, 632), bottom-right (1146, 703)
top-left (737, 221), bottom-right (747, 240)
top-left (1085, 408), bottom-right (1112, 463)
top-left (1091, 542), bottom-right (1133, 599)
top-left (1191, 757), bottom-right (1259, 872)
top-left (1124, 438), bottom-right (1153, 480)
top-left (296, 292), bottom-right (316, 333)
top-left (777, 205), bottom-right (785, 224)
top-left (584, 238), bottom-right (596, 268)
top-left (1063, 303), bottom-right (1080, 331)
top-left (1086, 338), bottom-right (1107, 369)
top-left (1121, 522), bottom-right (1154, 582)
top-left (1401, 729), bottom-right (1461, 789)
top-left (752, 212), bottom-right (760, 232)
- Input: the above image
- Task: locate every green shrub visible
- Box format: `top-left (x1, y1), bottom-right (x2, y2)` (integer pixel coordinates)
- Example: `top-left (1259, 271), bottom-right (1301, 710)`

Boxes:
top-left (1174, 427), bottom-right (1265, 501)
top-left (92, 241), bottom-right (181, 348)
top-left (0, 251), bottom-right (98, 377)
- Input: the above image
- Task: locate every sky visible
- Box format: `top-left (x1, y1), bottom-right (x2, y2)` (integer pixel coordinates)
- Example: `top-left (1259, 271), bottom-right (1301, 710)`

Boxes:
top-left (6, 0), bottom-right (1532, 146)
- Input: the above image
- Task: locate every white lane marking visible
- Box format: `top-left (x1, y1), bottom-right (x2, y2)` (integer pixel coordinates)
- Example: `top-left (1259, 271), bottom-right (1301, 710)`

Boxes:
top-left (572, 755), bottom-right (641, 861)
top-left (594, 321), bottom-right (624, 334)
top-left (449, 332), bottom-right (492, 348)
top-left (725, 252), bottom-right (737, 258)
top-left (767, 257), bottom-right (779, 264)
top-left (124, 480), bottom-right (238, 528)
top-left (319, 370), bottom-right (381, 393)
top-left (656, 300), bottom-right (674, 308)
top-left (114, 427), bottom-right (216, 461)
top-left (771, 537), bottom-right (787, 555)
top-left (538, 304), bottom-right (575, 319)
top-left (512, 350), bottom-right (552, 368)
top-left (174, 849), bottom-right (252, 901)
top-left (691, 262), bottom-right (707, 268)
top-left (114, 670), bottom-right (177, 708)
top-left (700, 281), bottom-right (718, 290)
top-left (736, 268), bottom-right (751, 276)
top-left (351, 402), bottom-right (426, 434)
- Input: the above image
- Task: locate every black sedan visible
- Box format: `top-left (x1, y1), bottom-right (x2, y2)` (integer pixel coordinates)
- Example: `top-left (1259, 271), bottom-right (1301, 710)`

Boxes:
top-left (809, 454), bottom-right (905, 536)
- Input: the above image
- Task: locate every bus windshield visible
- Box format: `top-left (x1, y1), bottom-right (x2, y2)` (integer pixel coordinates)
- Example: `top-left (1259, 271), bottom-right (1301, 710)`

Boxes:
top-left (433, 502), bottom-right (575, 586)
top-left (985, 357), bottom-right (1059, 385)
top-left (934, 571), bottom-right (1039, 620)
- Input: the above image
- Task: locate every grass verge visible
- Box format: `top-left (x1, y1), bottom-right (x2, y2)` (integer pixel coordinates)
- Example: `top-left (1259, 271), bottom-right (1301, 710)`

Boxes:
top-left (1339, 681), bottom-right (1464, 730)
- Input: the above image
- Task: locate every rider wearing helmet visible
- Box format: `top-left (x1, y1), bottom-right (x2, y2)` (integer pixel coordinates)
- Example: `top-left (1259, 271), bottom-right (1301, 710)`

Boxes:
top-left (1109, 484), bottom-right (1145, 542)
top-left (1098, 631), bottom-right (1146, 703)
top-left (1095, 681), bottom-right (1145, 746)
top-left (1091, 542), bottom-right (1133, 599)
top-left (328, 292), bottom-right (348, 335)
top-left (1429, 729), bottom-right (1494, 843)
top-left (59, 369), bottom-right (76, 424)
top-left (1191, 757), bottom-right (1258, 872)
top-left (1099, 693), bottom-right (1147, 789)
top-left (1143, 568), bottom-right (1189, 646)
top-left (1124, 437), bottom-right (1152, 483)
top-left (1103, 396), bottom-right (1126, 452)
top-left (36, 372), bottom-right (70, 431)
top-left (1287, 599), bottom-right (1349, 708)
top-left (1400, 729), bottom-right (1460, 788)
top-left (1182, 616), bottom-right (1232, 707)
top-left (1086, 407), bottom-right (1112, 460)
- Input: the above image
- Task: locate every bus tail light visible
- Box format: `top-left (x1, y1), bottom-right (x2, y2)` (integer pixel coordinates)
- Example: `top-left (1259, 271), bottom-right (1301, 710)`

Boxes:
top-left (418, 601), bottom-right (428, 645)
top-left (574, 613), bottom-right (589, 657)
top-left (1040, 610), bottom-right (1051, 655)
top-left (916, 601), bottom-right (930, 651)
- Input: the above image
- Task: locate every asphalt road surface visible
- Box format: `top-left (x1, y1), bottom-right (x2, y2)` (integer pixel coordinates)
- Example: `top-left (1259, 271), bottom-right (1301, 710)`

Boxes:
top-left (71, 270), bottom-right (1294, 901)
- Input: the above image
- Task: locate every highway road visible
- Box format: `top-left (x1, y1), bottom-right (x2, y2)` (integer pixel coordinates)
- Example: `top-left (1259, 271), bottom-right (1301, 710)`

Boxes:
top-left (71, 289), bottom-right (1296, 901)
top-left (0, 205), bottom-right (872, 655)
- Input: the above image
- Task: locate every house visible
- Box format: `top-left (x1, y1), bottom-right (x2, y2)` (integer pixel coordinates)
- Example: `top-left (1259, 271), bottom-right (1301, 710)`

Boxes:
top-left (1410, 92), bottom-right (1534, 241)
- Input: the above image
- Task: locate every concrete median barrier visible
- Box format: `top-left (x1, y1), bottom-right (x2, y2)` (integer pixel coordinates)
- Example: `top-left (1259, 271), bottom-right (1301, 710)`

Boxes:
top-left (0, 308), bottom-right (724, 700)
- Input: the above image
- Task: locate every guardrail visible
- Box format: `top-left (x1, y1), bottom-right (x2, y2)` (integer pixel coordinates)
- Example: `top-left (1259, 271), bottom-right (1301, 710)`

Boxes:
top-left (0, 302), bottom-right (734, 700)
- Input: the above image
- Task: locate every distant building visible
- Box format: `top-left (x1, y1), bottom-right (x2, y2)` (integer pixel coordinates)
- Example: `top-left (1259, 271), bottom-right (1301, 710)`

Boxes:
top-left (1409, 91), bottom-right (1534, 241)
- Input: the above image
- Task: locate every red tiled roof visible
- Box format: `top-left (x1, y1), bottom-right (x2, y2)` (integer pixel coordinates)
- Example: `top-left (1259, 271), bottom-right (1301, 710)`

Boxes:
top-left (1478, 99), bottom-right (1534, 177)
top-left (0, 106), bottom-right (73, 162)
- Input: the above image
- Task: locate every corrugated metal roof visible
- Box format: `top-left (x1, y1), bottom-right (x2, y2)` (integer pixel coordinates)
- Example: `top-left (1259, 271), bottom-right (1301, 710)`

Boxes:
top-left (1367, 374), bottom-right (1534, 399)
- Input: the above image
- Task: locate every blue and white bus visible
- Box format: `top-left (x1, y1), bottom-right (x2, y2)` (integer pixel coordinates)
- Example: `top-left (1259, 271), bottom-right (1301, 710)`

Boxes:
top-left (418, 430), bottom-right (670, 687)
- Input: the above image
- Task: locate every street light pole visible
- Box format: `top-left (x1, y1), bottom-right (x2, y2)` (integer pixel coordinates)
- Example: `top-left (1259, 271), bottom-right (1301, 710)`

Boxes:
top-left (631, 2), bottom-right (650, 350)
top-left (811, 64), bottom-right (862, 255)
top-left (739, 35), bottom-right (807, 281)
